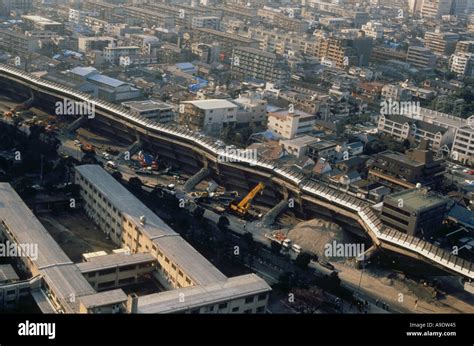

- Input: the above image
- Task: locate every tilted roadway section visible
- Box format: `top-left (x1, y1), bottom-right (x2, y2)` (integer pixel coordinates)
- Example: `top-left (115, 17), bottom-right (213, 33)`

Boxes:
top-left (0, 63), bottom-right (472, 280)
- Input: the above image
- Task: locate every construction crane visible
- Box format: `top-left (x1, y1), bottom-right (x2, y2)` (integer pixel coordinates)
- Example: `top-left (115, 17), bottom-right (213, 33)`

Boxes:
top-left (229, 182), bottom-right (265, 217)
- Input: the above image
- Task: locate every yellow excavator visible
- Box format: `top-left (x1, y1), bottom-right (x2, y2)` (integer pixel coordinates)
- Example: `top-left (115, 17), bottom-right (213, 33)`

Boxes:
top-left (229, 182), bottom-right (265, 218)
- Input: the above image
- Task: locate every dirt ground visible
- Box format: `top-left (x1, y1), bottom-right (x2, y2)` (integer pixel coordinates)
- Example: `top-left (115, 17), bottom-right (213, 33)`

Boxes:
top-left (39, 210), bottom-right (116, 262)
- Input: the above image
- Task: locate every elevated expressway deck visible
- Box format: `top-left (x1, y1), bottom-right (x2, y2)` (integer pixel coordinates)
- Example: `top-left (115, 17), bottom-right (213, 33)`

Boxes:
top-left (0, 64), bottom-right (471, 280)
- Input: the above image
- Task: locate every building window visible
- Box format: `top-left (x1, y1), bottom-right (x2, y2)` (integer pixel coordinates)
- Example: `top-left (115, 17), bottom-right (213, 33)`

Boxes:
top-left (257, 293), bottom-right (267, 301)
top-left (232, 307), bottom-right (239, 312)
top-left (218, 302), bottom-right (228, 309)
top-left (256, 306), bottom-right (265, 313)
top-left (245, 296), bottom-right (254, 304)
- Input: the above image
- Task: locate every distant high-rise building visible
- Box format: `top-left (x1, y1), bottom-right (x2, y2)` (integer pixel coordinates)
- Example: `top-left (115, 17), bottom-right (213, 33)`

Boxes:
top-left (406, 46), bottom-right (437, 68)
top-left (424, 29), bottom-right (459, 55)
top-left (421, 0), bottom-right (453, 18)
top-left (449, 52), bottom-right (474, 76)
top-left (231, 46), bottom-right (290, 85)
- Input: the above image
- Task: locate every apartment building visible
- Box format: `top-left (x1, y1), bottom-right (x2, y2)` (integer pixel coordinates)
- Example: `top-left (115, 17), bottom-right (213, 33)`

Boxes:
top-left (83, 0), bottom-right (125, 21)
top-left (69, 9), bottom-right (93, 25)
top-left (192, 16), bottom-right (220, 29)
top-left (267, 109), bottom-right (316, 139)
top-left (75, 165), bottom-right (271, 314)
top-left (449, 52), bottom-right (474, 76)
top-left (231, 46), bottom-right (290, 85)
top-left (452, 126), bottom-right (474, 165)
top-left (273, 13), bottom-right (308, 32)
top-left (421, 0), bottom-right (453, 18)
top-left (22, 15), bottom-right (64, 33)
top-left (307, 140), bottom-right (339, 161)
top-left (381, 188), bottom-right (450, 236)
top-left (455, 40), bottom-right (474, 54)
top-left (122, 100), bottom-right (175, 123)
top-left (193, 28), bottom-right (260, 59)
top-left (370, 47), bottom-right (407, 62)
top-left (424, 30), bottom-right (459, 55)
top-left (368, 143), bottom-right (445, 190)
top-left (103, 46), bottom-right (141, 64)
top-left (280, 135), bottom-right (320, 159)
top-left (406, 46), bottom-right (437, 68)
top-left (122, 7), bottom-right (175, 29)
top-left (178, 99), bottom-right (238, 136)
top-left (232, 93), bottom-right (268, 128)
top-left (361, 21), bottom-right (384, 40)
top-left (0, 28), bottom-right (38, 55)
top-left (78, 36), bottom-right (115, 53)
top-left (378, 113), bottom-right (454, 151)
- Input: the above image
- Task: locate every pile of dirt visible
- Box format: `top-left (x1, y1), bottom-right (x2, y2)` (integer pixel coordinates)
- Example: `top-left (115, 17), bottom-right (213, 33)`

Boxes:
top-left (286, 218), bottom-right (353, 260)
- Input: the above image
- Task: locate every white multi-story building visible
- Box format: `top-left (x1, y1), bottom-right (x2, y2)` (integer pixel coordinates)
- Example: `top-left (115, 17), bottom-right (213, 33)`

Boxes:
top-left (449, 52), bottom-right (474, 76)
top-left (361, 21), bottom-right (384, 40)
top-left (179, 99), bottom-right (238, 136)
top-left (452, 126), bottom-right (474, 165)
top-left (69, 9), bottom-right (92, 25)
top-left (267, 109), bottom-right (316, 139)
top-left (232, 93), bottom-right (267, 127)
top-left (103, 46), bottom-right (141, 64)
top-left (421, 0), bottom-right (453, 18)
top-left (191, 16), bottom-right (220, 29)
top-left (378, 113), bottom-right (454, 151)
top-left (122, 100), bottom-right (175, 123)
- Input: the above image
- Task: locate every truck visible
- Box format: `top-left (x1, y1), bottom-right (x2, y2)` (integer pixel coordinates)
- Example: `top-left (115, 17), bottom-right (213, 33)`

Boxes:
top-left (291, 244), bottom-right (302, 254)
top-left (265, 232), bottom-right (292, 249)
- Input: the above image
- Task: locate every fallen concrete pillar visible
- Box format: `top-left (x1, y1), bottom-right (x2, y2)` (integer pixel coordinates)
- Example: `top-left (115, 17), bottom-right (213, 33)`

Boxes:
top-left (261, 199), bottom-right (288, 227)
top-left (355, 244), bottom-right (379, 269)
top-left (183, 167), bottom-right (210, 192)
top-left (67, 115), bottom-right (87, 133)
top-left (123, 139), bottom-right (142, 159)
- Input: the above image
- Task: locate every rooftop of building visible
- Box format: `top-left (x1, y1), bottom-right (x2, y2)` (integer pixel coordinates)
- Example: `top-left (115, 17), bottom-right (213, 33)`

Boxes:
top-left (384, 188), bottom-right (449, 211)
top-left (182, 99), bottom-right (237, 110)
top-left (280, 135), bottom-right (320, 147)
top-left (375, 150), bottom-right (424, 167)
top-left (77, 253), bottom-right (156, 273)
top-left (122, 99), bottom-right (174, 111)
top-left (382, 113), bottom-right (448, 134)
top-left (22, 15), bottom-right (62, 25)
top-left (87, 74), bottom-right (127, 88)
top-left (137, 274), bottom-right (271, 313)
top-left (79, 289), bottom-right (128, 309)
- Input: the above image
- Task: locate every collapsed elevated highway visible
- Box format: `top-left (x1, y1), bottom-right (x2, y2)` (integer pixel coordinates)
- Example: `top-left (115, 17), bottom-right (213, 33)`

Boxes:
top-left (0, 63), bottom-right (472, 281)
